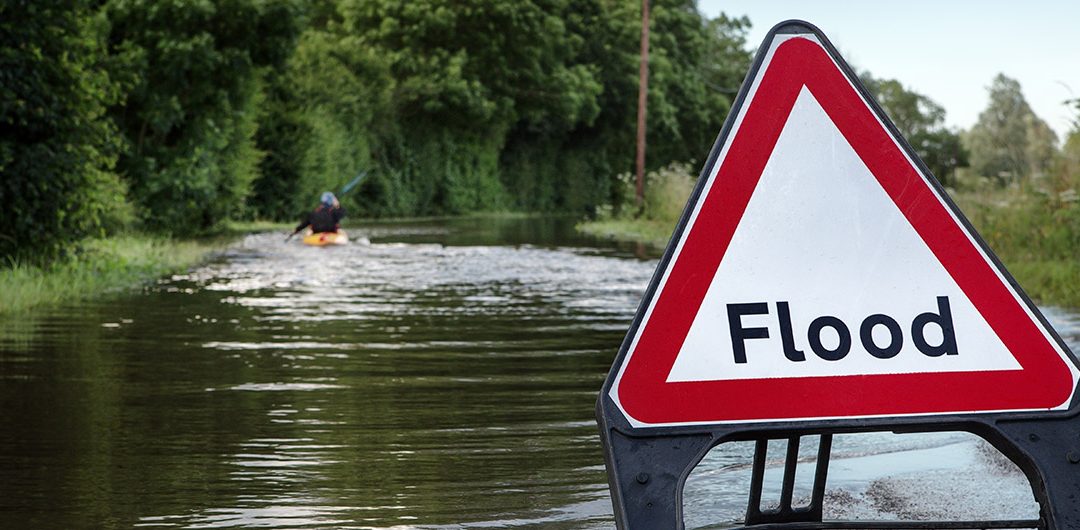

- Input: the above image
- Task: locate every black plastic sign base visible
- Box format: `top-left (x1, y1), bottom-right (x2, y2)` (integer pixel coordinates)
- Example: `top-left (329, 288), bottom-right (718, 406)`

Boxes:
top-left (597, 408), bottom-right (1080, 528)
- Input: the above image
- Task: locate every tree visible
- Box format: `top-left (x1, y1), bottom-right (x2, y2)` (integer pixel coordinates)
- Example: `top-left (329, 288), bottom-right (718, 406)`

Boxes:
top-left (336, 0), bottom-right (609, 215)
top-left (251, 23), bottom-right (394, 219)
top-left (105, 0), bottom-right (303, 233)
top-left (0, 0), bottom-right (130, 259)
top-left (499, 2), bottom-right (751, 213)
top-left (645, 3), bottom-right (750, 167)
top-left (249, 0), bottom-right (756, 219)
top-left (964, 74), bottom-right (1057, 183)
top-left (342, 0), bottom-right (602, 134)
top-left (860, 74), bottom-right (967, 186)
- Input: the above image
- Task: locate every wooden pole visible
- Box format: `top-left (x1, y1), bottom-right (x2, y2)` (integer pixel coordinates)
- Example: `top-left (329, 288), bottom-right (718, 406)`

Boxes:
top-left (635, 0), bottom-right (650, 207)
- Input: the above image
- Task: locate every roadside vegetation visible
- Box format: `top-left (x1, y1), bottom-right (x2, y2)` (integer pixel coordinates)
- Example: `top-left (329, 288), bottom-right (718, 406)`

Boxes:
top-left (2, 0), bottom-right (752, 260)
top-left (953, 174), bottom-right (1080, 306)
top-left (0, 220), bottom-right (296, 316)
top-left (0, 236), bottom-right (216, 316)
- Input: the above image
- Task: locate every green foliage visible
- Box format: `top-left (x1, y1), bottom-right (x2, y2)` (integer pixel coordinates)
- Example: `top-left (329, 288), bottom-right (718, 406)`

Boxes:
top-left (258, 0), bottom-right (740, 219)
top-left (342, 0), bottom-right (607, 216)
top-left (860, 73), bottom-right (968, 186)
top-left (1059, 129), bottom-right (1080, 189)
top-left (641, 162), bottom-right (696, 222)
top-left (249, 101), bottom-right (304, 220)
top-left (497, 0), bottom-right (634, 213)
top-left (342, 0), bottom-right (602, 133)
top-left (607, 161), bottom-right (696, 221)
top-left (500, 2), bottom-right (750, 213)
top-left (105, 0), bottom-right (303, 234)
top-left (1070, 98), bottom-right (1080, 131)
top-left (646, 5), bottom-right (750, 166)
top-left (964, 74), bottom-right (1058, 183)
top-left (499, 132), bottom-right (615, 213)
top-left (0, 0), bottom-right (130, 260)
top-left (0, 0), bottom-right (760, 256)
top-left (950, 97), bottom-right (1080, 305)
top-left (370, 128), bottom-right (507, 216)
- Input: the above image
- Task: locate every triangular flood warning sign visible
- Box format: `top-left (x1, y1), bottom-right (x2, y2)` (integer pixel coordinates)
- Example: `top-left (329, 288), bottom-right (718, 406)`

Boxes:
top-left (608, 30), bottom-right (1079, 428)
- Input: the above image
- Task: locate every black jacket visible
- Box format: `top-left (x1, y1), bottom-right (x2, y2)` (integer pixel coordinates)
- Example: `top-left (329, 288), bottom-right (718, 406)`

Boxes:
top-left (296, 205), bottom-right (346, 233)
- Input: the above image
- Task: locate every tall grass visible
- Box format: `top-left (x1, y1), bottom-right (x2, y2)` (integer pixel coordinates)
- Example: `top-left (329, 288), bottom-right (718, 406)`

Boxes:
top-left (952, 176), bottom-right (1080, 307)
top-left (0, 236), bottom-right (220, 316)
top-left (578, 162), bottom-right (698, 248)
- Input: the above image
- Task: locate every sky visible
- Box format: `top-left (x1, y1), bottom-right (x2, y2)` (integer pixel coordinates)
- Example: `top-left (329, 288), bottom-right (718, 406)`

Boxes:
top-left (696, 0), bottom-right (1080, 140)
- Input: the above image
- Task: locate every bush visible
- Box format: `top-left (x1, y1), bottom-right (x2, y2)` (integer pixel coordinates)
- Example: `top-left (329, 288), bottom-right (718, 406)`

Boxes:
top-left (643, 162), bottom-right (697, 221)
top-left (601, 162), bottom-right (697, 223)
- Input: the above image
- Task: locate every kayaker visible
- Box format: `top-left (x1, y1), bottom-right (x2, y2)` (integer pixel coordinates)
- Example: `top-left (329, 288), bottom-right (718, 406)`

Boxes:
top-left (293, 192), bottom-right (346, 235)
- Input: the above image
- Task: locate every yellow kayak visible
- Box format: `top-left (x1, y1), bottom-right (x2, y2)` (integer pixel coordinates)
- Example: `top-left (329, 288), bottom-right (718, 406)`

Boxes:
top-left (302, 230), bottom-right (349, 246)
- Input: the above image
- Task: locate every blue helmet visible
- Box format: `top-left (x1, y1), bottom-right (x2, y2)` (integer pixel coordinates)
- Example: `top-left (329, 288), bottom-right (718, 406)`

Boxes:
top-left (320, 191), bottom-right (336, 207)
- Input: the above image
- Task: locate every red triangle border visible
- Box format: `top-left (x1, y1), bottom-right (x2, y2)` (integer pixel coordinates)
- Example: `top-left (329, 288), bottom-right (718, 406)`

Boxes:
top-left (613, 36), bottom-right (1077, 427)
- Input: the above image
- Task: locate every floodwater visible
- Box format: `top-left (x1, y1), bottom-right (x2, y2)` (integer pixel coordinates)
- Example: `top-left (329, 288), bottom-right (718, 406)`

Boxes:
top-left (0, 216), bottom-right (1075, 529)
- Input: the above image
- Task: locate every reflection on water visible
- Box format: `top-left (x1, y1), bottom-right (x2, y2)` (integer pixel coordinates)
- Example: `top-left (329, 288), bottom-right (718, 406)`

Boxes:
top-left (0, 216), bottom-right (1076, 529)
top-left (0, 217), bottom-right (641, 529)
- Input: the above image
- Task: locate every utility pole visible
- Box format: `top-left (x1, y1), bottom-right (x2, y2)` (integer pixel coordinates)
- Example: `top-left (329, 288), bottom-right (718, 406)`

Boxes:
top-left (634, 0), bottom-right (650, 207)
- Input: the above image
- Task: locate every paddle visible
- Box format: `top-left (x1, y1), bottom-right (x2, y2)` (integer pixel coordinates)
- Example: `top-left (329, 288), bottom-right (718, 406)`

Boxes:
top-left (286, 170), bottom-right (369, 242)
top-left (339, 170), bottom-right (368, 195)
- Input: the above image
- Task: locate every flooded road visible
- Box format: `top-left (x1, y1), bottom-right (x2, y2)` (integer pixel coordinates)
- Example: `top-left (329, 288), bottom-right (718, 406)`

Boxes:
top-left (1, 216), bottom-right (1076, 528)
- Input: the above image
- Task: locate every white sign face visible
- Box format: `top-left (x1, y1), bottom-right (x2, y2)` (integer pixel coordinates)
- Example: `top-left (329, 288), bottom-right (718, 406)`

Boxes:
top-left (606, 32), bottom-right (1079, 429)
top-left (666, 87), bottom-right (1020, 383)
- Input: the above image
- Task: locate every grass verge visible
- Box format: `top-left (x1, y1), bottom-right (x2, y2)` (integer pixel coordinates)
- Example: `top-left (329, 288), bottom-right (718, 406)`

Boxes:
top-left (576, 218), bottom-right (675, 250)
top-left (0, 219), bottom-right (341, 317)
top-left (0, 235), bottom-right (225, 317)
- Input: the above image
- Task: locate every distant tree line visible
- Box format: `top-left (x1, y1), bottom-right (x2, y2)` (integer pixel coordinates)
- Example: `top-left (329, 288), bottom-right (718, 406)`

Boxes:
top-left (0, 0), bottom-right (751, 259)
top-left (2, 0), bottom-right (1076, 261)
top-left (863, 71), bottom-right (1075, 190)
